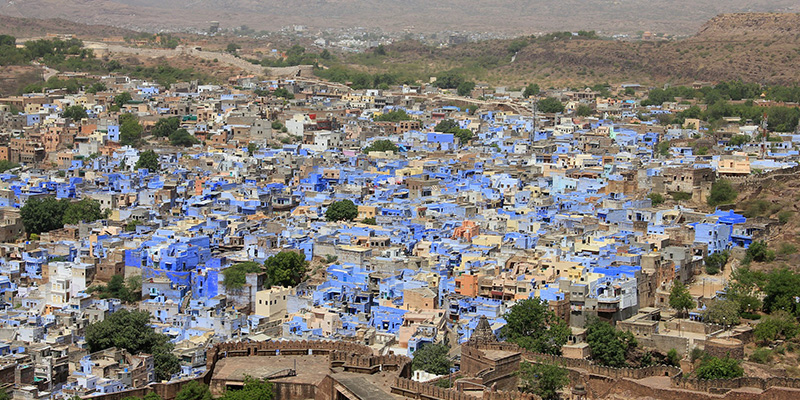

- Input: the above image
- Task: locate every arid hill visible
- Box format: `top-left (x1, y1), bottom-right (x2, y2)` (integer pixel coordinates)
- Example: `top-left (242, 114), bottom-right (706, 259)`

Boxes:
top-left (352, 13), bottom-right (800, 87)
top-left (0, 0), bottom-right (797, 35)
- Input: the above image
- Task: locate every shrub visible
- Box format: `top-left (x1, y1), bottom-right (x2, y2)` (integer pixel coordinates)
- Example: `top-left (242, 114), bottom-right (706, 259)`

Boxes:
top-left (749, 348), bottom-right (772, 364)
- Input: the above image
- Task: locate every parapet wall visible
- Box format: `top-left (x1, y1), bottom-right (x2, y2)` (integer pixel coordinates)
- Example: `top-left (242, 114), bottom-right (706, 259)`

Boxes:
top-left (467, 342), bottom-right (681, 380)
top-left (671, 373), bottom-right (800, 392)
top-left (391, 377), bottom-right (541, 400)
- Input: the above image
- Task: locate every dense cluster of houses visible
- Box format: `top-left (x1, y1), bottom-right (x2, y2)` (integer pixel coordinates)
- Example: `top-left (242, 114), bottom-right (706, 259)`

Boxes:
top-left (0, 71), bottom-right (797, 399)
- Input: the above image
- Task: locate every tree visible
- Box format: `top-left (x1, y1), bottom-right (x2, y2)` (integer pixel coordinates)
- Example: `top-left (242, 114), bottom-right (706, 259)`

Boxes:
top-left (575, 104), bottom-right (593, 117)
top-left (169, 129), bottom-right (199, 147)
top-left (753, 311), bottom-right (800, 344)
top-left (762, 268), bottom-right (800, 315)
top-left (223, 262), bottom-right (263, 289)
top-left (666, 349), bottom-right (681, 367)
top-left (62, 198), bottom-right (105, 225)
top-left (263, 251), bottom-right (308, 287)
top-left (669, 280), bottom-right (694, 317)
top-left (175, 381), bottom-right (212, 400)
top-left (362, 217), bottom-right (377, 225)
top-left (62, 105), bottom-right (88, 120)
top-left (20, 197), bottom-right (69, 235)
top-left (0, 160), bottom-right (20, 173)
top-left (537, 97), bottom-right (564, 113)
top-left (326, 199), bottom-right (358, 222)
top-left (136, 150), bottom-right (159, 171)
top-left (152, 116), bottom-right (181, 138)
top-left (648, 193), bottom-right (664, 206)
top-left (219, 377), bottom-right (274, 400)
top-left (119, 113), bottom-right (143, 147)
top-left (523, 83), bottom-right (540, 98)
top-left (247, 143), bottom-right (257, 155)
top-left (85, 309), bottom-right (180, 381)
top-left (517, 361), bottom-right (569, 400)
top-left (707, 179), bottom-right (737, 207)
top-left (703, 298), bottom-right (740, 327)
top-left (226, 43), bottom-right (241, 54)
top-left (374, 109), bottom-right (411, 122)
top-left (585, 319), bottom-right (637, 367)
top-left (694, 356), bottom-right (744, 380)
top-left (704, 251), bottom-right (729, 275)
top-left (457, 81), bottom-right (475, 97)
top-left (273, 88), bottom-right (294, 99)
top-left (411, 343), bottom-right (451, 375)
top-left (433, 71), bottom-right (464, 89)
top-left (729, 135), bottom-right (750, 146)
top-left (500, 298), bottom-right (570, 355)
top-left (114, 92), bottom-right (132, 108)
top-left (744, 241), bottom-right (775, 265)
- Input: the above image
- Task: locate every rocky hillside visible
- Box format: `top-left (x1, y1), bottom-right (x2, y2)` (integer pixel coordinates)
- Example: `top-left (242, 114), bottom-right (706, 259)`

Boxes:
top-left (353, 13), bottom-right (800, 86)
top-left (0, 0), bottom-right (797, 35)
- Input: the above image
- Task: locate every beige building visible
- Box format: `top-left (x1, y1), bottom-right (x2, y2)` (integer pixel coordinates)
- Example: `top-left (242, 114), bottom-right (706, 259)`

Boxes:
top-left (255, 286), bottom-right (292, 321)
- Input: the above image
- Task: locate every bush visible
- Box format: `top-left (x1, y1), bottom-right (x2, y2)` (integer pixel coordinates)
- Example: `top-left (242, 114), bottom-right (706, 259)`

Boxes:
top-left (743, 241), bottom-right (775, 264)
top-left (325, 199), bottom-right (358, 221)
top-left (708, 179), bottom-right (737, 207)
top-left (694, 356), bottom-right (744, 380)
top-left (778, 210), bottom-right (793, 225)
top-left (648, 193), bottom-right (665, 206)
top-left (690, 348), bottom-right (705, 363)
top-left (669, 191), bottom-right (692, 201)
top-left (704, 251), bottom-right (729, 275)
top-left (411, 343), bottom-right (451, 375)
top-left (778, 243), bottom-right (797, 256)
top-left (749, 347), bottom-right (772, 364)
top-left (222, 262), bottom-right (262, 289)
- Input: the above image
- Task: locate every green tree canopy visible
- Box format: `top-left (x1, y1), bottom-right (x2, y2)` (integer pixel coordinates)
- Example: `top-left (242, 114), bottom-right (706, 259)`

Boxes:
top-left (264, 251), bottom-right (308, 287)
top-left (21, 197), bottom-right (104, 235)
top-left (62, 198), bottom-right (105, 225)
top-left (85, 309), bottom-right (179, 381)
top-left (326, 199), bottom-right (358, 221)
top-left (648, 193), bottom-right (664, 206)
top-left (704, 251), bottom-right (729, 275)
top-left (762, 268), bottom-right (800, 315)
top-left (500, 298), bottom-right (570, 355)
top-left (219, 377), bottom-right (274, 400)
top-left (669, 280), bottom-right (694, 317)
top-left (223, 262), bottom-right (263, 289)
top-left (703, 298), bottom-right (740, 326)
top-left (457, 81), bottom-right (475, 97)
top-left (411, 343), bottom-right (451, 375)
top-left (433, 71), bottom-right (464, 89)
top-left (517, 361), bottom-right (569, 400)
top-left (114, 92), bottom-right (132, 108)
top-left (694, 356), bottom-right (744, 380)
top-left (753, 311), bottom-right (800, 344)
top-left (136, 150), bottom-right (160, 171)
top-left (744, 240), bottom-right (775, 265)
top-left (586, 319), bottom-right (637, 367)
top-left (707, 179), bottom-right (737, 207)
top-left (169, 129), bottom-right (199, 147)
top-left (575, 104), bottom-right (593, 117)
top-left (175, 381), bottom-right (212, 400)
top-left (119, 113), bottom-right (143, 147)
top-left (152, 116), bottom-right (181, 138)
top-left (537, 97), bottom-right (564, 113)
top-left (62, 105), bottom-right (88, 120)
top-left (374, 109), bottom-right (411, 122)
top-left (523, 83), bottom-right (540, 98)
top-left (0, 160), bottom-right (20, 173)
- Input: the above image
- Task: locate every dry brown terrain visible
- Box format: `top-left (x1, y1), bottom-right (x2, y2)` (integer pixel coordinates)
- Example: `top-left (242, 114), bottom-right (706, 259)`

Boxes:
top-left (0, 0), bottom-right (798, 35)
top-left (365, 13), bottom-right (800, 87)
